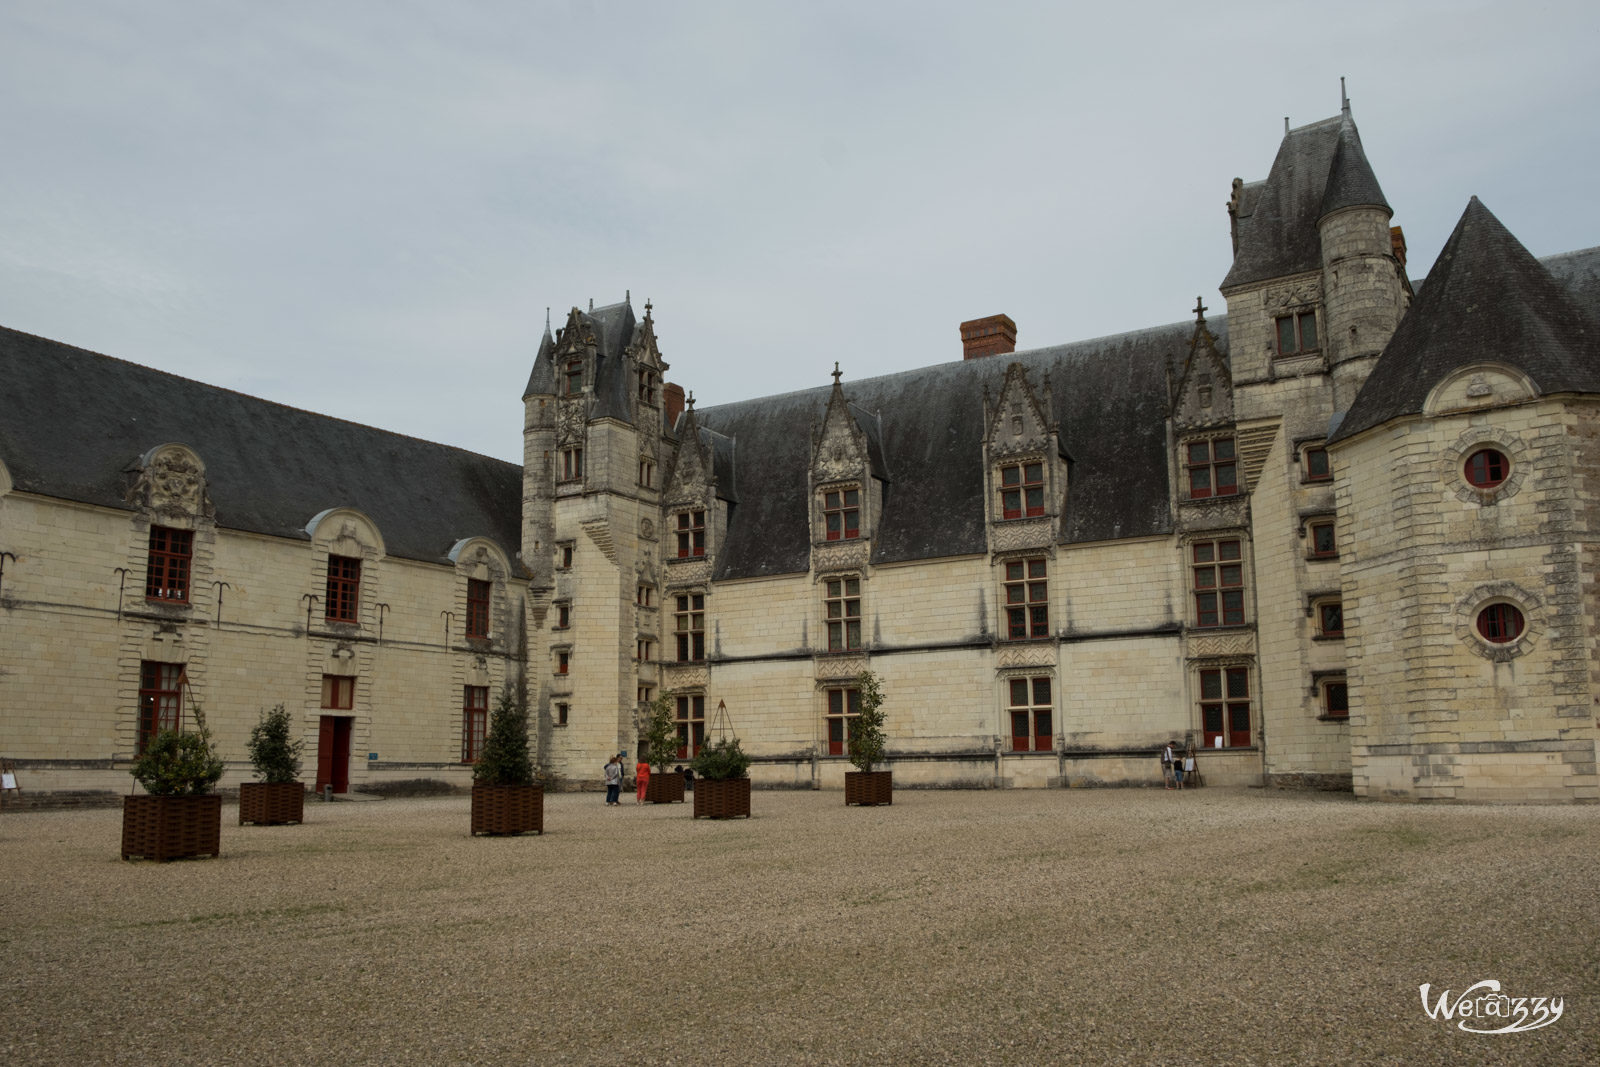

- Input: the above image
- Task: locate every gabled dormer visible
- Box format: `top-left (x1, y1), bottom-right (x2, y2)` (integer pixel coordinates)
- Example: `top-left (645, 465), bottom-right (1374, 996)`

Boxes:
top-left (982, 362), bottom-right (1065, 547)
top-left (1170, 298), bottom-right (1235, 433)
top-left (626, 301), bottom-right (670, 433)
top-left (808, 365), bottom-right (886, 562)
top-left (663, 396), bottom-right (718, 573)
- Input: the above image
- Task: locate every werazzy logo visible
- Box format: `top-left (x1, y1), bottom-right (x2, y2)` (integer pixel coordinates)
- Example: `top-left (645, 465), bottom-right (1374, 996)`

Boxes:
top-left (1419, 980), bottom-right (1563, 1034)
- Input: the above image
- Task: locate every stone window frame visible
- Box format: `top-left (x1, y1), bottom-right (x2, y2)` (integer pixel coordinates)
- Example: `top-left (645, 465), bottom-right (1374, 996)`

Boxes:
top-left (1307, 593), bottom-right (1344, 639)
top-left (818, 483), bottom-right (863, 542)
top-left (555, 701), bottom-right (570, 727)
top-left (1310, 670), bottom-right (1348, 722)
top-left (461, 685), bottom-right (489, 763)
top-left (821, 572), bottom-right (864, 653)
top-left (1301, 514), bottom-right (1338, 560)
top-left (636, 637), bottom-right (654, 664)
top-left (1195, 660), bottom-right (1255, 749)
top-left (996, 458), bottom-right (1046, 520)
top-left (673, 590), bottom-right (707, 663)
top-left (675, 692), bottom-right (707, 758)
top-left (1273, 306), bottom-right (1320, 359)
top-left (557, 541), bottom-right (575, 570)
top-left (552, 600), bottom-right (571, 631)
top-left (321, 674), bottom-right (355, 710)
top-left (465, 578), bottom-right (493, 640)
top-left (638, 455), bottom-right (655, 489)
top-left (674, 509), bottom-right (707, 559)
top-left (1185, 534), bottom-right (1248, 629)
top-left (824, 686), bottom-right (861, 757)
top-left (1455, 582), bottom-right (1541, 662)
top-left (559, 446), bottom-right (584, 483)
top-left (1442, 426), bottom-right (1526, 507)
top-left (137, 660), bottom-right (185, 754)
top-left (144, 525), bottom-right (195, 603)
top-left (1297, 439), bottom-right (1332, 484)
top-left (998, 553), bottom-right (1050, 641)
top-left (1181, 434), bottom-right (1239, 501)
top-left (554, 646), bottom-right (572, 676)
top-left (325, 554), bottom-right (362, 623)
top-left (1003, 673), bottom-right (1055, 753)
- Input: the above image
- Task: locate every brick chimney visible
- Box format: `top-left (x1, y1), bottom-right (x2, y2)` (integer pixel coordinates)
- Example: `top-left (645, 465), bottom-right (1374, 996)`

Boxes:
top-left (960, 314), bottom-right (1017, 360)
top-left (663, 381), bottom-right (686, 429)
top-left (1390, 225), bottom-right (1407, 270)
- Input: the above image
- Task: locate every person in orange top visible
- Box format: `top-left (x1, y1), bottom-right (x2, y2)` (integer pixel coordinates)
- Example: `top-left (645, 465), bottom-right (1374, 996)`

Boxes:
top-left (635, 757), bottom-right (650, 804)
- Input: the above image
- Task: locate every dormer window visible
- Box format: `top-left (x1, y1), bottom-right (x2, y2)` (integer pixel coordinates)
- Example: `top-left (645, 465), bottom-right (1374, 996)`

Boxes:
top-left (1275, 310), bottom-right (1319, 356)
top-left (999, 462), bottom-right (1044, 519)
top-left (638, 369), bottom-right (657, 405)
top-left (1186, 438), bottom-right (1237, 499)
top-left (564, 360), bottom-right (583, 395)
top-left (676, 510), bottom-right (706, 558)
top-left (823, 488), bottom-right (860, 541)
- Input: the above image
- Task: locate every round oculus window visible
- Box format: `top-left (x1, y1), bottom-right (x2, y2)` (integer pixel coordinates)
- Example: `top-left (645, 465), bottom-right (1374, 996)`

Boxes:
top-left (1464, 448), bottom-right (1509, 489)
top-left (1476, 602), bottom-right (1525, 644)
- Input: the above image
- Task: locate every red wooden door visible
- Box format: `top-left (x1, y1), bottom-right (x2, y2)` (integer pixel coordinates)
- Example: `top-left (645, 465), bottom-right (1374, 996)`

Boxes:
top-left (317, 716), bottom-right (352, 793)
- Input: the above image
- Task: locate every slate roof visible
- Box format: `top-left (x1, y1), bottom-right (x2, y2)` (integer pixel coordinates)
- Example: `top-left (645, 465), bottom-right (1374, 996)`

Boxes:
top-left (1222, 108), bottom-right (1389, 292)
top-left (0, 326), bottom-right (525, 568)
top-left (692, 319), bottom-right (1219, 580)
top-left (523, 299), bottom-right (641, 422)
top-left (1332, 199), bottom-right (1600, 443)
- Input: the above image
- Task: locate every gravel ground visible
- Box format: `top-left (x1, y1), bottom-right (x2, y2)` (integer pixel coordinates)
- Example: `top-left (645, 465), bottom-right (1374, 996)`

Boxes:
top-left (0, 787), bottom-right (1595, 1066)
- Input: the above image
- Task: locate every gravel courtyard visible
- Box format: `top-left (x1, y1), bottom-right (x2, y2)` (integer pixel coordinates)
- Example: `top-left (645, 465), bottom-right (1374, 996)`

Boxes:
top-left (1, 787), bottom-right (1594, 1066)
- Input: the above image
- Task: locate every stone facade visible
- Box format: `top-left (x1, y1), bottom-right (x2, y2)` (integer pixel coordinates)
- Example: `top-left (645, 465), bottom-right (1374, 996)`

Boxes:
top-left (2, 100), bottom-right (1598, 804)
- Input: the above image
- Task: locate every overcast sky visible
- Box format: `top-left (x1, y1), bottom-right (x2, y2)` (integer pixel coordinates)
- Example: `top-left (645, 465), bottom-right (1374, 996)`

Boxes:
top-left (2, 1), bottom-right (1596, 464)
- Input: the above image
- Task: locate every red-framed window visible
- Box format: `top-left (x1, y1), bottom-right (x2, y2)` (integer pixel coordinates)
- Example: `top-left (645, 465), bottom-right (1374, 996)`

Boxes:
top-left (676, 510), bottom-right (706, 558)
top-left (561, 448), bottom-right (584, 481)
top-left (826, 687), bottom-right (860, 756)
top-left (137, 661), bottom-right (184, 753)
top-left (326, 555), bottom-right (361, 623)
top-left (1004, 558), bottom-right (1049, 640)
top-left (321, 674), bottom-right (354, 710)
top-left (553, 602), bottom-right (571, 630)
top-left (675, 594), bottom-right (705, 662)
top-left (1275, 310), bottom-right (1318, 356)
top-left (1322, 679), bottom-right (1349, 720)
top-left (1317, 601), bottom-right (1344, 638)
top-left (145, 526), bottom-right (194, 602)
top-left (461, 686), bottom-right (488, 762)
top-left (825, 577), bottom-right (862, 651)
top-left (823, 488), bottom-right (860, 541)
top-left (1309, 519), bottom-right (1337, 558)
top-left (466, 579), bottom-right (491, 639)
top-left (999, 462), bottom-right (1045, 519)
top-left (564, 360), bottom-right (583, 396)
top-left (1192, 539), bottom-right (1244, 627)
top-left (1465, 448), bottom-right (1509, 489)
top-left (556, 650), bottom-right (570, 675)
top-left (558, 543), bottom-right (573, 569)
top-left (1008, 676), bottom-right (1053, 752)
top-left (1303, 445), bottom-right (1331, 482)
top-left (1477, 603), bottom-right (1525, 644)
top-left (1200, 667), bottom-right (1252, 748)
top-left (676, 694), bottom-right (706, 758)
top-left (1186, 438), bottom-right (1238, 499)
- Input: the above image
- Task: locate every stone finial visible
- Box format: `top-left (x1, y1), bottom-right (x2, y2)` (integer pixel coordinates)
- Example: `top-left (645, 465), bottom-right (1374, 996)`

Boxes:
top-left (1194, 296), bottom-right (1208, 322)
top-left (832, 362), bottom-right (843, 386)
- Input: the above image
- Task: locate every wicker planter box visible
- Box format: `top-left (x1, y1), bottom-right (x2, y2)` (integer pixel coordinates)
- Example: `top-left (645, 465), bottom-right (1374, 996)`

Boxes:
top-left (644, 772), bottom-right (685, 804)
top-left (844, 770), bottom-right (893, 806)
top-left (238, 781), bottom-right (305, 825)
top-left (121, 794), bottom-right (222, 862)
top-left (693, 777), bottom-right (751, 819)
top-left (471, 783), bottom-right (544, 836)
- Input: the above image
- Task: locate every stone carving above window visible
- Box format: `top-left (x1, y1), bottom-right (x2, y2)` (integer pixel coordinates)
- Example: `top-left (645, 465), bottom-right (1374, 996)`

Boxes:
top-left (127, 444), bottom-right (214, 519)
top-left (1264, 278), bottom-right (1321, 310)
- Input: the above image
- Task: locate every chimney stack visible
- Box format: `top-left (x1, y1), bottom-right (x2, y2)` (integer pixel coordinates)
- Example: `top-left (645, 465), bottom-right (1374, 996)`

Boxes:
top-left (960, 314), bottom-right (1017, 360)
top-left (1389, 225), bottom-right (1407, 270)
top-left (663, 381), bottom-right (686, 429)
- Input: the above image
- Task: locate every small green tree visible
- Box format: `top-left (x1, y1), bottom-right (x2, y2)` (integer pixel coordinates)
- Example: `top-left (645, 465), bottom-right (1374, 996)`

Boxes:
top-left (246, 704), bottom-right (303, 783)
top-left (638, 691), bottom-right (678, 772)
top-left (847, 669), bottom-right (887, 773)
top-left (473, 683), bottom-right (535, 787)
top-left (691, 735), bottom-right (750, 781)
top-left (130, 707), bottom-right (225, 796)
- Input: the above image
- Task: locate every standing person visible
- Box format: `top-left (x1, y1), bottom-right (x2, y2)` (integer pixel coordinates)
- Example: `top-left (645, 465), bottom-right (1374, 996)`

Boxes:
top-left (635, 755), bottom-right (651, 804)
top-left (1184, 742), bottom-right (1198, 789)
top-left (1172, 741), bottom-right (1186, 790)
top-left (1161, 741), bottom-right (1176, 790)
top-left (603, 755), bottom-right (623, 806)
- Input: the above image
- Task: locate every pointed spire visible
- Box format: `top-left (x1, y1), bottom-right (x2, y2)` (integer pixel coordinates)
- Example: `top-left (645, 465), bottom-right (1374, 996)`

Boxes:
top-left (1319, 98), bottom-right (1390, 220)
top-left (1340, 75), bottom-right (1349, 115)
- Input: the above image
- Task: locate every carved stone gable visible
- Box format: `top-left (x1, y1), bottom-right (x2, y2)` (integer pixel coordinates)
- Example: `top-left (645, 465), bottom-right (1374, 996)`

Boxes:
top-left (811, 375), bottom-right (870, 484)
top-left (127, 443), bottom-right (214, 519)
top-left (1171, 314), bottom-right (1234, 431)
top-left (985, 363), bottom-right (1052, 459)
top-left (665, 415), bottom-right (712, 508)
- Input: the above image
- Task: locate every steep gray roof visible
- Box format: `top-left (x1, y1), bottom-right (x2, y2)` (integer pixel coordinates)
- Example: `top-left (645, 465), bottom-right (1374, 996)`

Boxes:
top-left (522, 299), bottom-right (639, 424)
top-left (1319, 109), bottom-right (1391, 219)
top-left (0, 326), bottom-right (525, 568)
top-left (693, 319), bottom-right (1219, 580)
top-left (522, 324), bottom-right (555, 399)
top-left (1332, 199), bottom-right (1600, 443)
top-left (1222, 109), bottom-right (1388, 292)
top-left (1541, 245), bottom-right (1600, 314)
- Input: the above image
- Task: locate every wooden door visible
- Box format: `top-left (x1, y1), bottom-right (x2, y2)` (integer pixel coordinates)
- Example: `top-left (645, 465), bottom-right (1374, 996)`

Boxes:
top-left (317, 716), bottom-right (353, 793)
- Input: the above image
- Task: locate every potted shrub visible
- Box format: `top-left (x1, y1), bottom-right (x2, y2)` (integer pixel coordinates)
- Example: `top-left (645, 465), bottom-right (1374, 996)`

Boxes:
top-left (239, 704), bottom-right (305, 825)
top-left (844, 669), bottom-right (892, 806)
top-left (691, 733), bottom-right (751, 819)
top-left (122, 708), bottom-right (225, 861)
top-left (470, 681), bottom-right (542, 835)
top-left (638, 692), bottom-right (685, 803)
